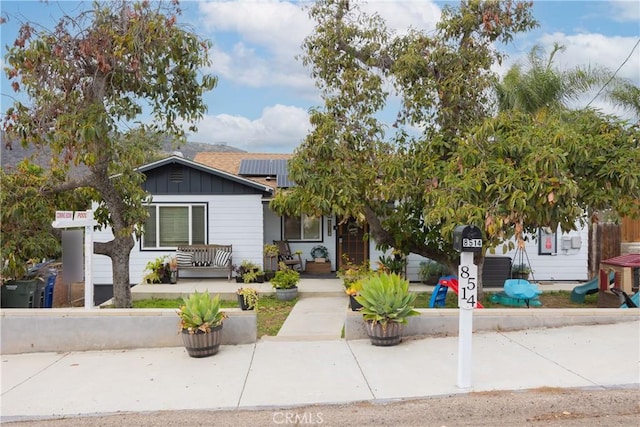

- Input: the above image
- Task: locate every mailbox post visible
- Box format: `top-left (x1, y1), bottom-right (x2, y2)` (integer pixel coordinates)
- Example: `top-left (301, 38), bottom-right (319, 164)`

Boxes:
top-left (453, 225), bottom-right (483, 389)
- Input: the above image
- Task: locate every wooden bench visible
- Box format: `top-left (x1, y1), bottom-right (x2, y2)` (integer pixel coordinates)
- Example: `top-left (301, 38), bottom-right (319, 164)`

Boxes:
top-left (175, 244), bottom-right (233, 281)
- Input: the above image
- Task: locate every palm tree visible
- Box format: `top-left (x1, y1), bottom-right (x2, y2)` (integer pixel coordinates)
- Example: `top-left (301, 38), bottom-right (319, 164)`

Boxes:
top-left (605, 81), bottom-right (640, 120)
top-left (494, 43), bottom-right (611, 114)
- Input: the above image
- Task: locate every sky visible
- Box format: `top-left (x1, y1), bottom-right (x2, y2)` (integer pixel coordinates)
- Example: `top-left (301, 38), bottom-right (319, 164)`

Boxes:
top-left (1, 0), bottom-right (639, 153)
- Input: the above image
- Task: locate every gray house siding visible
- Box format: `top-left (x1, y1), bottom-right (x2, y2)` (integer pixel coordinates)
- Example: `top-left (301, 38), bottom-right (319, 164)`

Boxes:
top-left (143, 164), bottom-right (267, 195)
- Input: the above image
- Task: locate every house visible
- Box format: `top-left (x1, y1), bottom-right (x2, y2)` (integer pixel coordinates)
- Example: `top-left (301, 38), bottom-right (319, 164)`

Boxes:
top-left (92, 152), bottom-right (592, 285)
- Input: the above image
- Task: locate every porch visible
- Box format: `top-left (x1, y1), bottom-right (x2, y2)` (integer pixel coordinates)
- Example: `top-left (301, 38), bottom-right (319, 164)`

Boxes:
top-left (129, 276), bottom-right (432, 302)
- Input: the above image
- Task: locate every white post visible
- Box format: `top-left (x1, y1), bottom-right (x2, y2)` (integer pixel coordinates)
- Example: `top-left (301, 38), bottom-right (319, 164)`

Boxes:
top-left (52, 210), bottom-right (96, 310)
top-left (84, 210), bottom-right (94, 309)
top-left (457, 251), bottom-right (477, 389)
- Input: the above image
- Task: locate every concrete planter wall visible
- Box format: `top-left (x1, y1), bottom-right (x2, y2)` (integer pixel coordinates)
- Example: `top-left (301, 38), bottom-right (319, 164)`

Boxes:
top-left (344, 308), bottom-right (640, 340)
top-left (0, 308), bottom-right (256, 354)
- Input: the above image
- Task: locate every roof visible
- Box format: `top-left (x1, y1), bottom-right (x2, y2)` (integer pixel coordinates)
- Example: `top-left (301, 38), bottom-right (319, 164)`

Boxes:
top-left (194, 152), bottom-right (293, 189)
top-left (137, 155), bottom-right (273, 194)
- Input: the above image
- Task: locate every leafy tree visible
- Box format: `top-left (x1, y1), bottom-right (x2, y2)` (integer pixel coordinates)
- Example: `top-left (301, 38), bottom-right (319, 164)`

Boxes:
top-left (488, 42), bottom-right (640, 244)
top-left (0, 160), bottom-right (89, 280)
top-left (271, 0), bottom-right (640, 278)
top-left (3, 1), bottom-right (216, 306)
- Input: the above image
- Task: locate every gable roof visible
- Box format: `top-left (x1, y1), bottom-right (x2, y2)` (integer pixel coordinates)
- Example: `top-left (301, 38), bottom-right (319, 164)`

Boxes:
top-left (194, 152), bottom-right (293, 189)
top-left (138, 155), bottom-right (274, 194)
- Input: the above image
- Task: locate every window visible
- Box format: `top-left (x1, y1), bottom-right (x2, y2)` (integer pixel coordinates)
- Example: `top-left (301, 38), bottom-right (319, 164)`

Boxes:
top-left (283, 214), bottom-right (321, 241)
top-left (142, 204), bottom-right (206, 249)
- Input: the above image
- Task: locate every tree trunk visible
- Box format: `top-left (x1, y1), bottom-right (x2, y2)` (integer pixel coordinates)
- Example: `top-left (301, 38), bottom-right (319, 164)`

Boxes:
top-left (95, 234), bottom-right (134, 307)
top-left (92, 164), bottom-right (137, 308)
top-left (111, 235), bottom-right (134, 307)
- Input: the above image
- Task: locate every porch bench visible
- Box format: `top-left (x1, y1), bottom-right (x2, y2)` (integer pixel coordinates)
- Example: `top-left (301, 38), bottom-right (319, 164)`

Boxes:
top-left (175, 244), bottom-right (233, 281)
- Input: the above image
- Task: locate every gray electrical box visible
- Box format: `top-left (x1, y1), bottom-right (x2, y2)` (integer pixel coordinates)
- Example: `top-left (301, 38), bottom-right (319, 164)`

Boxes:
top-left (571, 236), bottom-right (582, 249)
top-left (453, 225), bottom-right (483, 253)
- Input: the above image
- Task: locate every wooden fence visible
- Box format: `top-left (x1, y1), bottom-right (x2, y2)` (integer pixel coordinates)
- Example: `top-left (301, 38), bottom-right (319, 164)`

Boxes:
top-left (621, 216), bottom-right (640, 242)
top-left (588, 222), bottom-right (621, 278)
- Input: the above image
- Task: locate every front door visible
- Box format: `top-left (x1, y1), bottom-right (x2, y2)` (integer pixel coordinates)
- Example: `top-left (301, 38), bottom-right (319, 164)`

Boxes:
top-left (337, 217), bottom-right (369, 269)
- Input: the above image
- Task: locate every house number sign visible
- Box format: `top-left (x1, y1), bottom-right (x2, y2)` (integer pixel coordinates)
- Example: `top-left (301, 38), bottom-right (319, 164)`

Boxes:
top-left (457, 263), bottom-right (478, 309)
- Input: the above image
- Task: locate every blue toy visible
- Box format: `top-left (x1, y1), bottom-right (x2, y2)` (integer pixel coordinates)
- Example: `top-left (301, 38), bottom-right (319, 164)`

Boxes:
top-left (503, 278), bottom-right (542, 308)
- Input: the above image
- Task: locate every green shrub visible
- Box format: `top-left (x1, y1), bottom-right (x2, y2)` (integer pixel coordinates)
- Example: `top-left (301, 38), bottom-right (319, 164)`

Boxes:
top-left (177, 291), bottom-right (226, 333)
top-left (271, 262), bottom-right (300, 289)
top-left (355, 272), bottom-right (419, 326)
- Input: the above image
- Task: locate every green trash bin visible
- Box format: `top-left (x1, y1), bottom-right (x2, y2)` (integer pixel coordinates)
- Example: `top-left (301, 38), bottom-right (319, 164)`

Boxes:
top-left (1, 279), bottom-right (38, 308)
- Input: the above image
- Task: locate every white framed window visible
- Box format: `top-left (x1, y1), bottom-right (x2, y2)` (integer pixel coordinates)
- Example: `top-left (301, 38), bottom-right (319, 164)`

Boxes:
top-left (283, 214), bottom-right (322, 241)
top-left (142, 204), bottom-right (206, 249)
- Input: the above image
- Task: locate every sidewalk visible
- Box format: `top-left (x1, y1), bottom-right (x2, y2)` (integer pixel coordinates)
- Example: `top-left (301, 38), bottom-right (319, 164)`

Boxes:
top-left (2, 320), bottom-right (638, 422)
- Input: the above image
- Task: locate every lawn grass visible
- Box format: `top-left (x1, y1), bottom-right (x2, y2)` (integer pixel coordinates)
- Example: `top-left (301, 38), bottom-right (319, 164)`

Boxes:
top-left (256, 295), bottom-right (297, 337)
top-left (131, 294), bottom-right (297, 338)
top-left (131, 290), bottom-right (598, 340)
top-left (413, 290), bottom-right (599, 309)
top-left (132, 298), bottom-right (238, 309)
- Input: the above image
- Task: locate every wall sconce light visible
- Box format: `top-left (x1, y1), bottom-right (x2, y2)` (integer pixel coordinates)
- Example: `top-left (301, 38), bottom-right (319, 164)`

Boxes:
top-left (327, 218), bottom-right (332, 236)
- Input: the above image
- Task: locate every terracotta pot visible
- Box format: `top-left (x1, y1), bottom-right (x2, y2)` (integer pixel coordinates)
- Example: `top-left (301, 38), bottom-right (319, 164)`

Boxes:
top-left (181, 324), bottom-right (223, 358)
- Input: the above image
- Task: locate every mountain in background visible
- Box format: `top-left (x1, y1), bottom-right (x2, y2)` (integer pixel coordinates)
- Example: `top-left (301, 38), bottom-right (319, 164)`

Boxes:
top-left (0, 134), bottom-right (245, 173)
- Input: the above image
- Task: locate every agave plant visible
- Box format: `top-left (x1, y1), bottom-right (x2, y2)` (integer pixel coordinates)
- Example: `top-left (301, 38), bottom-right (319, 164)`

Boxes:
top-left (178, 291), bottom-right (226, 334)
top-left (355, 272), bottom-right (419, 327)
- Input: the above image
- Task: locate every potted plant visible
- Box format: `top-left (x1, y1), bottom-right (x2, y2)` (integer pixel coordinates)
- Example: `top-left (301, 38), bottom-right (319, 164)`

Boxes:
top-left (377, 252), bottom-right (407, 277)
top-left (142, 256), bottom-right (167, 284)
top-left (234, 260), bottom-right (260, 283)
top-left (355, 272), bottom-right (419, 346)
top-left (271, 261), bottom-right (300, 301)
top-left (418, 260), bottom-right (447, 286)
top-left (237, 287), bottom-right (259, 310)
top-left (345, 279), bottom-right (364, 311)
top-left (242, 268), bottom-right (265, 284)
top-left (177, 290), bottom-right (226, 358)
top-left (310, 245), bottom-right (329, 263)
top-left (337, 256), bottom-right (371, 291)
top-left (511, 263), bottom-right (532, 280)
top-left (263, 244), bottom-right (279, 279)
top-left (166, 256), bottom-right (178, 284)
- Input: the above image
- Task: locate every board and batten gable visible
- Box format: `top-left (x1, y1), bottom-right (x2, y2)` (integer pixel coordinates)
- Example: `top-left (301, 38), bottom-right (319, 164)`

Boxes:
top-left (141, 157), bottom-right (270, 195)
top-left (91, 156), bottom-right (271, 285)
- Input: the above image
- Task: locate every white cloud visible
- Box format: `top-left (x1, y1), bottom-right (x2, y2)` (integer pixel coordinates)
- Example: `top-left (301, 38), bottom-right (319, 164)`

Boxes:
top-left (187, 104), bottom-right (311, 152)
top-left (198, 0), bottom-right (314, 93)
top-left (538, 32), bottom-right (640, 84)
top-left (198, 0), bottom-right (441, 94)
top-left (361, 0), bottom-right (441, 35)
top-left (609, 0), bottom-right (640, 22)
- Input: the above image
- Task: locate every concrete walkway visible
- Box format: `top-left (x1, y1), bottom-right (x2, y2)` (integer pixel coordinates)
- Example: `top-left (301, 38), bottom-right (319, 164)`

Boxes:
top-left (275, 296), bottom-right (348, 340)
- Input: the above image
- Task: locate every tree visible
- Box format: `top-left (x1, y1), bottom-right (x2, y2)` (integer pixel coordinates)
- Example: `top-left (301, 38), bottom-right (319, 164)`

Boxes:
top-left (493, 43), bottom-right (611, 114)
top-left (0, 160), bottom-right (89, 280)
top-left (605, 81), bottom-right (640, 120)
top-left (3, 1), bottom-right (216, 307)
top-left (271, 0), bottom-right (640, 276)
top-left (489, 43), bottom-right (640, 244)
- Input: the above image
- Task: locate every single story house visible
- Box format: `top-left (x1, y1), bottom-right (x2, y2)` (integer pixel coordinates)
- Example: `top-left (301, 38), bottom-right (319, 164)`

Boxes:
top-left (91, 153), bottom-right (590, 286)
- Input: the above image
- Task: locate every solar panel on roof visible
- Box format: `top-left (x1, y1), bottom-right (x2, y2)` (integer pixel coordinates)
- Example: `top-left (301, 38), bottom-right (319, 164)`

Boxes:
top-left (239, 159), bottom-right (269, 175)
top-left (239, 159), bottom-right (289, 175)
top-left (238, 158), bottom-right (294, 187)
top-left (277, 174), bottom-right (295, 188)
